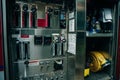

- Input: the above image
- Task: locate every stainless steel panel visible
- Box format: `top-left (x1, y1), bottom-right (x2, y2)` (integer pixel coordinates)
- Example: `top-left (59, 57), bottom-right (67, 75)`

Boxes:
top-left (67, 32), bottom-right (86, 80)
top-left (67, 0), bottom-right (86, 80)
top-left (75, 32), bottom-right (86, 80)
top-left (115, 1), bottom-right (120, 80)
top-left (16, 58), bottom-right (67, 80)
top-left (21, 30), bottom-right (35, 35)
top-left (11, 29), bottom-right (67, 60)
top-left (76, 0), bottom-right (86, 30)
top-left (75, 1), bottom-right (86, 79)
top-left (10, 28), bottom-right (67, 80)
top-left (111, 2), bottom-right (119, 79)
top-left (2, 0), bottom-right (9, 80)
top-left (67, 53), bottom-right (75, 80)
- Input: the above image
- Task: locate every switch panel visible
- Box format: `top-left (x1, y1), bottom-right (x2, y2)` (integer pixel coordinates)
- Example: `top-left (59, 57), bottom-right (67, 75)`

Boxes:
top-left (34, 36), bottom-right (43, 45)
top-left (43, 36), bottom-right (52, 45)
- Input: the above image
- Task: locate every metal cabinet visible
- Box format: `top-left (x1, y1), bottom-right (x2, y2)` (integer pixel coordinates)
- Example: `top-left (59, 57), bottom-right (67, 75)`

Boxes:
top-left (2, 0), bottom-right (119, 80)
top-left (67, 0), bottom-right (119, 80)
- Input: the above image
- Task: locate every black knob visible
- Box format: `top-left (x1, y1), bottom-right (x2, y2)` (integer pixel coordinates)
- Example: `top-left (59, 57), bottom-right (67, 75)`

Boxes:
top-left (15, 3), bottom-right (20, 11)
top-left (24, 61), bottom-right (29, 65)
top-left (47, 7), bottom-right (53, 12)
top-left (31, 5), bottom-right (37, 13)
top-left (23, 4), bottom-right (28, 11)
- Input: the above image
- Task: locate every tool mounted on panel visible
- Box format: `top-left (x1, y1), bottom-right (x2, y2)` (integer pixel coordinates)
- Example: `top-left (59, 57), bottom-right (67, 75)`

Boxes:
top-left (24, 42), bottom-right (30, 59)
top-left (16, 40), bottom-right (21, 60)
top-left (52, 34), bottom-right (66, 57)
top-left (37, 6), bottom-right (53, 28)
top-left (22, 4), bottom-right (29, 28)
top-left (16, 40), bottom-right (30, 60)
top-left (60, 1), bottom-right (66, 29)
top-left (52, 34), bottom-right (60, 57)
top-left (45, 6), bottom-right (53, 28)
top-left (59, 34), bottom-right (66, 56)
top-left (16, 40), bottom-right (25, 60)
top-left (14, 3), bottom-right (21, 27)
top-left (23, 60), bottom-right (29, 80)
top-left (30, 5), bottom-right (37, 28)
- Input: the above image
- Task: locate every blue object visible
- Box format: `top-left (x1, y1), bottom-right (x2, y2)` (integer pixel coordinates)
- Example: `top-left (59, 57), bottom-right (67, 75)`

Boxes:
top-left (0, 65), bottom-right (4, 69)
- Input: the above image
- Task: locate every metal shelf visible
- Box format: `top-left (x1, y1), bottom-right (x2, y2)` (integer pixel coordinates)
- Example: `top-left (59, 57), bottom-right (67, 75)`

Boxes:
top-left (10, 28), bottom-right (66, 35)
top-left (16, 0), bottom-right (64, 6)
top-left (13, 56), bottom-right (67, 64)
top-left (86, 32), bottom-right (113, 37)
top-left (10, 28), bottom-right (65, 30)
top-left (85, 71), bottom-right (111, 80)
